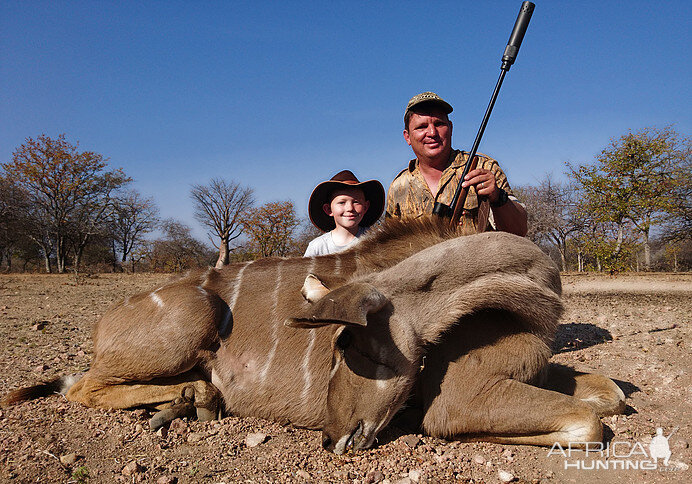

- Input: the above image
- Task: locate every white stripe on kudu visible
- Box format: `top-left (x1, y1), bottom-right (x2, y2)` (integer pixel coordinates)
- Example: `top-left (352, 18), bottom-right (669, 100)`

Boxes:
top-left (334, 254), bottom-right (342, 276)
top-left (150, 292), bottom-right (164, 308)
top-left (229, 261), bottom-right (252, 311)
top-left (259, 261), bottom-right (283, 383)
top-left (301, 329), bottom-right (316, 401)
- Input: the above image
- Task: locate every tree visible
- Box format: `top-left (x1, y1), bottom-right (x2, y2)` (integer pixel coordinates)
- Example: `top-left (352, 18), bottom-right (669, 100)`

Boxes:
top-left (190, 178), bottom-right (254, 269)
top-left (243, 201), bottom-right (300, 258)
top-left (66, 169), bottom-right (130, 272)
top-left (0, 174), bottom-right (30, 270)
top-left (568, 126), bottom-right (687, 270)
top-left (109, 190), bottom-right (160, 272)
top-left (516, 177), bottom-right (583, 271)
top-left (660, 138), bottom-right (691, 242)
top-left (147, 219), bottom-right (213, 272)
top-left (2, 134), bottom-right (129, 273)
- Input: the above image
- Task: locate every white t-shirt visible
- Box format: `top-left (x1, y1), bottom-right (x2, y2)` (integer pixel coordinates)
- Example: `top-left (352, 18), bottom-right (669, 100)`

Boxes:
top-left (303, 227), bottom-right (367, 257)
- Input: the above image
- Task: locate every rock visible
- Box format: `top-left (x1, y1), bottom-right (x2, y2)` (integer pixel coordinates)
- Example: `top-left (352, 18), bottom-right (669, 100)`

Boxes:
top-left (401, 434), bottom-right (421, 449)
top-left (408, 469), bottom-right (422, 482)
top-left (122, 460), bottom-right (144, 476)
top-left (33, 364), bottom-right (49, 373)
top-left (168, 418), bottom-right (187, 433)
top-left (59, 453), bottom-right (80, 466)
top-left (498, 469), bottom-right (515, 482)
top-left (393, 478), bottom-right (413, 484)
top-left (32, 321), bottom-right (48, 330)
top-left (156, 477), bottom-right (177, 484)
top-left (187, 432), bottom-right (205, 443)
top-left (472, 454), bottom-right (486, 465)
top-left (156, 427), bottom-right (168, 438)
top-left (245, 432), bottom-right (268, 447)
top-left (135, 424), bottom-right (144, 433)
top-left (296, 469), bottom-right (311, 480)
top-left (365, 470), bottom-right (384, 483)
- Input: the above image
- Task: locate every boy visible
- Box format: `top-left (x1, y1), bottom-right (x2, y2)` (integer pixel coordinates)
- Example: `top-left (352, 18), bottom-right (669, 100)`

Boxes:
top-left (304, 170), bottom-right (385, 257)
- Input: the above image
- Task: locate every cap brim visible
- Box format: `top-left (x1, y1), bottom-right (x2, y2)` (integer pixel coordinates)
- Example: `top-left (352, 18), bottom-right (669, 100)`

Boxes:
top-left (308, 179), bottom-right (385, 232)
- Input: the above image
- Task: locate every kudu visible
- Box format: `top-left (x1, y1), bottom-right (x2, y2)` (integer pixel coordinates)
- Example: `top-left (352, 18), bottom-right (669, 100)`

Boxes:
top-left (2, 218), bottom-right (625, 453)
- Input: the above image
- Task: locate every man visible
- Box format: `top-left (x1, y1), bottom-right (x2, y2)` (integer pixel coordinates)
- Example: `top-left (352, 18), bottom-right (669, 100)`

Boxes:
top-left (386, 91), bottom-right (527, 236)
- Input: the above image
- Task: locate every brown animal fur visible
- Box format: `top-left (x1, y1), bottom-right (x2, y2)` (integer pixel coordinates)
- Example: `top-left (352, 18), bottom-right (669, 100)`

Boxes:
top-left (2, 218), bottom-right (625, 452)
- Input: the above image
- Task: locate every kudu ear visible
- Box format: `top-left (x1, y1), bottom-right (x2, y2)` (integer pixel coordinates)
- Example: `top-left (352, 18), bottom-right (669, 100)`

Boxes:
top-left (286, 282), bottom-right (388, 329)
top-left (301, 273), bottom-right (331, 303)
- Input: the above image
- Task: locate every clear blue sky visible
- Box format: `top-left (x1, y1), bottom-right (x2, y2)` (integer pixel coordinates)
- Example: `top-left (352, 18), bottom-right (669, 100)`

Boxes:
top-left (2, 1), bottom-right (690, 241)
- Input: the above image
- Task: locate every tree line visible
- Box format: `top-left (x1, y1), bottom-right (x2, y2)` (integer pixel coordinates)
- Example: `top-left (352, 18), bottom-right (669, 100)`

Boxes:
top-left (1, 128), bottom-right (690, 274)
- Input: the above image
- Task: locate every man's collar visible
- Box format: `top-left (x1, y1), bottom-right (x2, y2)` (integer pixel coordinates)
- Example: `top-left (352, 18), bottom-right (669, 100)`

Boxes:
top-left (409, 149), bottom-right (463, 172)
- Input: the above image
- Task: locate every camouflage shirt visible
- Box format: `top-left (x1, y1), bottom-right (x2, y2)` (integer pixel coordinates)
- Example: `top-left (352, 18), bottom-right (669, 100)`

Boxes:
top-left (385, 150), bottom-right (516, 231)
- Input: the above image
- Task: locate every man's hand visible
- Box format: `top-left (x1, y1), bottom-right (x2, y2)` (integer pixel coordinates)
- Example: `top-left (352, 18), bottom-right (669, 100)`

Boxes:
top-left (461, 168), bottom-right (499, 203)
top-left (459, 167), bottom-right (527, 236)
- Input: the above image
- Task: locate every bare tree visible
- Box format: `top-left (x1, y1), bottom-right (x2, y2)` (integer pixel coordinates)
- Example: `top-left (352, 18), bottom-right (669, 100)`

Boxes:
top-left (516, 176), bottom-right (583, 271)
top-left (110, 190), bottom-right (160, 272)
top-left (67, 170), bottom-right (131, 272)
top-left (148, 219), bottom-right (213, 272)
top-left (191, 179), bottom-right (254, 268)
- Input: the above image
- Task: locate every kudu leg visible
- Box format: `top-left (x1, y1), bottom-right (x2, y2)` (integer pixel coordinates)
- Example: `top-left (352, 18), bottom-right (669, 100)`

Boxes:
top-left (542, 363), bottom-right (626, 417)
top-left (422, 377), bottom-right (603, 447)
top-left (66, 370), bottom-right (221, 429)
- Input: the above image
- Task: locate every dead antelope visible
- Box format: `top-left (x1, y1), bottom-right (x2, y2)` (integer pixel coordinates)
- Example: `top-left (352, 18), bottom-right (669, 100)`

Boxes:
top-left (2, 218), bottom-right (625, 453)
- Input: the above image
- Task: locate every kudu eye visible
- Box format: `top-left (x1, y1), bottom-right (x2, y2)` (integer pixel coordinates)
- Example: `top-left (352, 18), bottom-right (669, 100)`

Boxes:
top-left (336, 330), bottom-right (352, 351)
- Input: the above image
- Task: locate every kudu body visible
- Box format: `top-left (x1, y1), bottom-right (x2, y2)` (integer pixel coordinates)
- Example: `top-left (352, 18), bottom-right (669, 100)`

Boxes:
top-left (2, 218), bottom-right (625, 452)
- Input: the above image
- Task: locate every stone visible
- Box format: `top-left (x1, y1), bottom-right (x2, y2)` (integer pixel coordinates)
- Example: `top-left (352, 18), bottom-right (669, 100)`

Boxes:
top-left (408, 469), bottom-right (422, 482)
top-left (472, 454), bottom-right (486, 465)
top-left (122, 460), bottom-right (144, 476)
top-left (156, 477), bottom-right (177, 484)
top-left (365, 470), bottom-right (384, 483)
top-left (59, 453), bottom-right (80, 466)
top-left (498, 470), bottom-right (515, 482)
top-left (401, 434), bottom-right (421, 449)
top-left (245, 432), bottom-right (268, 447)
top-left (169, 419), bottom-right (187, 433)
top-left (296, 469), bottom-right (311, 480)
top-left (187, 432), bottom-right (205, 443)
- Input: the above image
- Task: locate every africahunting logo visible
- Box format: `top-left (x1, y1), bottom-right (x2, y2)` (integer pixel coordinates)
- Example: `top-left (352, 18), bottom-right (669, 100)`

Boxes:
top-left (548, 427), bottom-right (688, 471)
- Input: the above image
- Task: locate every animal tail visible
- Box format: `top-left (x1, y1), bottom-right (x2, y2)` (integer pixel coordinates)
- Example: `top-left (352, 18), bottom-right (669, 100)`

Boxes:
top-left (1, 373), bottom-right (83, 407)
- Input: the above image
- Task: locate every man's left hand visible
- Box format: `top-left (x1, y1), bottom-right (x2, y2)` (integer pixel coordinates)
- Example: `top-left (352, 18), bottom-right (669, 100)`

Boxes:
top-left (461, 168), bottom-right (499, 203)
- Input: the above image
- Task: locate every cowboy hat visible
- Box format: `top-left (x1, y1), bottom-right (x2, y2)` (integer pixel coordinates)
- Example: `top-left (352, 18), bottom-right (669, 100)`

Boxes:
top-left (308, 170), bottom-right (385, 232)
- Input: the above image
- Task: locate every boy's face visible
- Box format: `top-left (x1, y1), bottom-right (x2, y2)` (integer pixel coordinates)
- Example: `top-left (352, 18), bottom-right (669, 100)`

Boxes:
top-left (323, 187), bottom-right (370, 231)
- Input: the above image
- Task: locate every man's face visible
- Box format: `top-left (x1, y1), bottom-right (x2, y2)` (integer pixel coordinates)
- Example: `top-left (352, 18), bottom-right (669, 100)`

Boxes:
top-left (403, 108), bottom-right (452, 162)
top-left (323, 187), bottom-right (370, 231)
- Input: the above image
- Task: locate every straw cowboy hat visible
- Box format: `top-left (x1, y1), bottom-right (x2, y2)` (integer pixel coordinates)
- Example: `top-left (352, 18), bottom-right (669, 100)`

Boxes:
top-left (308, 170), bottom-right (385, 232)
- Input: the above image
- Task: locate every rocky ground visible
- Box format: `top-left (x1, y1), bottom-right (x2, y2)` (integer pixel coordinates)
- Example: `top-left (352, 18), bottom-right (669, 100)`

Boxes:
top-left (0, 272), bottom-right (689, 483)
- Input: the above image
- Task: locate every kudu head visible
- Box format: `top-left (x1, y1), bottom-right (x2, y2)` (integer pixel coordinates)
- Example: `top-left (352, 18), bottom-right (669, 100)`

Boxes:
top-left (287, 281), bottom-right (422, 454)
top-left (287, 232), bottom-right (563, 454)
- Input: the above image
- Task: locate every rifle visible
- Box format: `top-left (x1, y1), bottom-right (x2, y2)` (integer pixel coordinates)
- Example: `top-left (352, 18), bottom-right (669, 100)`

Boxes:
top-left (432, 1), bottom-right (535, 227)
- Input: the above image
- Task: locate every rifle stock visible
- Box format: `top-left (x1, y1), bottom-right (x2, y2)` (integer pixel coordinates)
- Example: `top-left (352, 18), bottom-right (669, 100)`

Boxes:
top-left (449, 155), bottom-right (479, 227)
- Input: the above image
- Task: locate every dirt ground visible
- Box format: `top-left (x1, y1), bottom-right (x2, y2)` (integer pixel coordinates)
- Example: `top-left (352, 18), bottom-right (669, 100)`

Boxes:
top-left (0, 272), bottom-right (690, 483)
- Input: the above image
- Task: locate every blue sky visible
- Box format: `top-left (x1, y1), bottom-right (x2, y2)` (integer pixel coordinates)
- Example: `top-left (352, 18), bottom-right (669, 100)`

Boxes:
top-left (2, 1), bottom-right (690, 241)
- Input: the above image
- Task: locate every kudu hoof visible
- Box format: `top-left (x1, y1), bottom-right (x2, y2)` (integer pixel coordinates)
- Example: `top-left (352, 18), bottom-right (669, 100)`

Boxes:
top-left (149, 401), bottom-right (195, 431)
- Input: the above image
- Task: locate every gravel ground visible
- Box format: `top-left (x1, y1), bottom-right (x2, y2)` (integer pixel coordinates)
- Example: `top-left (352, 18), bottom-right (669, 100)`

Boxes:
top-left (0, 272), bottom-right (690, 483)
